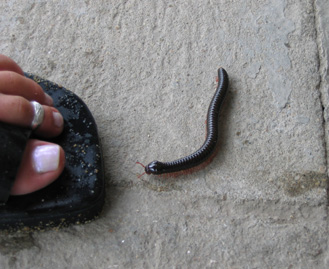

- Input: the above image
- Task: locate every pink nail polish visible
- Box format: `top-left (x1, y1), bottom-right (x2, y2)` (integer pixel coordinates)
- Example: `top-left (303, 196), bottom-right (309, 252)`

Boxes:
top-left (53, 112), bottom-right (64, 128)
top-left (44, 93), bottom-right (53, 106)
top-left (32, 145), bottom-right (60, 173)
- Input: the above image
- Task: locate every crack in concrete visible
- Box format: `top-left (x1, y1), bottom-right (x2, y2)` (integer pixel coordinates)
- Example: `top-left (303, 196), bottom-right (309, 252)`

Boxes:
top-left (312, 0), bottom-right (329, 266)
top-left (312, 0), bottom-right (329, 199)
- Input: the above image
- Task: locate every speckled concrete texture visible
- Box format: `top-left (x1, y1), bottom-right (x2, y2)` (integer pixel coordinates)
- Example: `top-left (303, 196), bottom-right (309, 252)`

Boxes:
top-left (0, 0), bottom-right (329, 268)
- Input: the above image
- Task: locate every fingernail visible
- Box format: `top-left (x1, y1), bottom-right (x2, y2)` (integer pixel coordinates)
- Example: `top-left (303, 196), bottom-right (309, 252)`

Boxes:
top-left (32, 145), bottom-right (60, 173)
top-left (53, 111), bottom-right (64, 128)
top-left (44, 93), bottom-right (53, 106)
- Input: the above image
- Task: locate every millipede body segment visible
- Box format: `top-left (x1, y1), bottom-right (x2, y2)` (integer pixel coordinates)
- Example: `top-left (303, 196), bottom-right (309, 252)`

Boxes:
top-left (144, 67), bottom-right (229, 175)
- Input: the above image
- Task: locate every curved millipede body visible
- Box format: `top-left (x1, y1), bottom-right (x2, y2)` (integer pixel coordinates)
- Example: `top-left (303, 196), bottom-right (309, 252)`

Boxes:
top-left (143, 67), bottom-right (229, 175)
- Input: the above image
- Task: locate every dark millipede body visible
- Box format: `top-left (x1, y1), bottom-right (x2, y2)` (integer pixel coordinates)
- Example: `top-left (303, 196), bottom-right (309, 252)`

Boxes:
top-left (144, 67), bottom-right (229, 175)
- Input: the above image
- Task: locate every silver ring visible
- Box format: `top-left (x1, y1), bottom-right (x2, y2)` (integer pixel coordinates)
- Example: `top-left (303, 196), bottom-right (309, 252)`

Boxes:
top-left (30, 101), bottom-right (45, 130)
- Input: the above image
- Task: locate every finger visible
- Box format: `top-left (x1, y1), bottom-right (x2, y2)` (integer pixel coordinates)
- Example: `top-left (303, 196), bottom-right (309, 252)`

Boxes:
top-left (0, 54), bottom-right (24, 75)
top-left (10, 139), bottom-right (65, 195)
top-left (0, 71), bottom-right (53, 106)
top-left (0, 95), bottom-right (64, 137)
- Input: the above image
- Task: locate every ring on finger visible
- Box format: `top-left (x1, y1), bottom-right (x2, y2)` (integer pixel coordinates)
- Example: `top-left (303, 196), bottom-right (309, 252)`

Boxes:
top-left (30, 101), bottom-right (45, 130)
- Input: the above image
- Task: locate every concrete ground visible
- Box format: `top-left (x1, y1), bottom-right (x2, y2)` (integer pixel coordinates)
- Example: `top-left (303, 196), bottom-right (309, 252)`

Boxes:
top-left (1, 0), bottom-right (329, 268)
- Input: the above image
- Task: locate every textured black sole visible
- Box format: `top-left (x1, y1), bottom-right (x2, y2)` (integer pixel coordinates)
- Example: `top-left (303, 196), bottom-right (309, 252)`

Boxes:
top-left (0, 74), bottom-right (105, 232)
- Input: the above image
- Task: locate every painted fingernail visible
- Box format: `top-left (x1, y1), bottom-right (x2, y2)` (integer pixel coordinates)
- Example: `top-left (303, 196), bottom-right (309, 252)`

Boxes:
top-left (44, 93), bottom-right (53, 106)
top-left (53, 111), bottom-right (64, 128)
top-left (32, 145), bottom-right (60, 173)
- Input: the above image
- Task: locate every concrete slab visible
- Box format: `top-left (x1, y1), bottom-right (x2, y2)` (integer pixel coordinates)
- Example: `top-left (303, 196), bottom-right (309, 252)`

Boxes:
top-left (0, 0), bottom-right (328, 268)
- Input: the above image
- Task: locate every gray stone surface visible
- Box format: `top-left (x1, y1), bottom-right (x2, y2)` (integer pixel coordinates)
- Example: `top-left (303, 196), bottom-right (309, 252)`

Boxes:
top-left (0, 0), bottom-right (329, 268)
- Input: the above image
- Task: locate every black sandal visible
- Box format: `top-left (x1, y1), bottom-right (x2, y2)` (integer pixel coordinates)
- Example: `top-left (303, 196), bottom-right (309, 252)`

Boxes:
top-left (0, 74), bottom-right (105, 231)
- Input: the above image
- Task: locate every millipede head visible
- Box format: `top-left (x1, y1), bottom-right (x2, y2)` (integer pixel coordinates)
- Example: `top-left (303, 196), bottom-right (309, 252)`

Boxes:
top-left (145, 160), bottom-right (165, 175)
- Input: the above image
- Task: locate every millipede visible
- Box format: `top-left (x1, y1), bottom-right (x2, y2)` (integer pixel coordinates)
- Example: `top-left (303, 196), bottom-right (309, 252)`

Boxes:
top-left (137, 67), bottom-right (229, 177)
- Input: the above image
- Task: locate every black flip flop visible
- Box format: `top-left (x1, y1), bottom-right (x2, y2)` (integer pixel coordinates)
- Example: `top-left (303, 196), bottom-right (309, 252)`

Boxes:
top-left (0, 74), bottom-right (105, 231)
